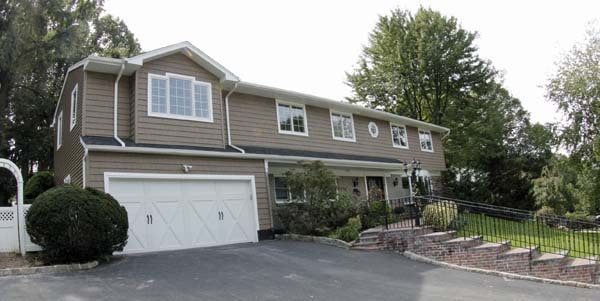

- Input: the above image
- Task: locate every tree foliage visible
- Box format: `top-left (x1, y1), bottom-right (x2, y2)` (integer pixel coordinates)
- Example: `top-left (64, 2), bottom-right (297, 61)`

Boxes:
top-left (347, 7), bottom-right (552, 209)
top-left (346, 7), bottom-right (496, 125)
top-left (0, 0), bottom-right (140, 201)
top-left (541, 27), bottom-right (600, 216)
top-left (546, 28), bottom-right (600, 161)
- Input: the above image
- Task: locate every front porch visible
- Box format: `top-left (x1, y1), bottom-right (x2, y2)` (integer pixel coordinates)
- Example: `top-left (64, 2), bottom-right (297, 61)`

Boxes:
top-left (266, 162), bottom-right (440, 204)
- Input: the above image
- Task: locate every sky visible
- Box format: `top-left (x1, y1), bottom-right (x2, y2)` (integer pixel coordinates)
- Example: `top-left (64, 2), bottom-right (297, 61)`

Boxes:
top-left (104, 0), bottom-right (600, 124)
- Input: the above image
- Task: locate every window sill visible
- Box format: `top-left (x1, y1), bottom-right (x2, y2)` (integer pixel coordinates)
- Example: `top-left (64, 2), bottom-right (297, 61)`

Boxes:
top-left (278, 130), bottom-right (309, 137)
top-left (420, 148), bottom-right (434, 153)
top-left (147, 112), bottom-right (213, 123)
top-left (333, 137), bottom-right (356, 143)
top-left (393, 144), bottom-right (409, 150)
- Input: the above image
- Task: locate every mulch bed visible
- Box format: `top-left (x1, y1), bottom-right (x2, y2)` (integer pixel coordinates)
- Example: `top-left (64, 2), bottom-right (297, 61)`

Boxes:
top-left (0, 253), bottom-right (43, 269)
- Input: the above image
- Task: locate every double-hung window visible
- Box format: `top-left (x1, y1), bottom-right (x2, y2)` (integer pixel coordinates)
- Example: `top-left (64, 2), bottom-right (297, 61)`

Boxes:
top-left (70, 84), bottom-right (78, 130)
top-left (148, 73), bottom-right (213, 122)
top-left (56, 111), bottom-right (63, 150)
top-left (419, 129), bottom-right (434, 152)
top-left (391, 124), bottom-right (408, 149)
top-left (277, 100), bottom-right (307, 136)
top-left (274, 177), bottom-right (304, 204)
top-left (330, 111), bottom-right (355, 142)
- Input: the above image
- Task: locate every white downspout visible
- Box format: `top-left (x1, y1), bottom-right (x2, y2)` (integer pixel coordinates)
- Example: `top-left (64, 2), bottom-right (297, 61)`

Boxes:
top-left (113, 64), bottom-right (126, 147)
top-left (79, 137), bottom-right (88, 188)
top-left (225, 82), bottom-right (245, 153)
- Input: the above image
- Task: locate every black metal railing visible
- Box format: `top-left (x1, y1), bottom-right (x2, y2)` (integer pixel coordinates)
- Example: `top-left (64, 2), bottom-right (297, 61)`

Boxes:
top-left (377, 195), bottom-right (600, 260)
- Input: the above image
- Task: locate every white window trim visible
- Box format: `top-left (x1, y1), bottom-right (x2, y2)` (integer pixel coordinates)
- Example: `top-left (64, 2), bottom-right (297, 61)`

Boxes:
top-left (69, 84), bottom-right (78, 131)
top-left (274, 176), bottom-right (307, 204)
top-left (330, 110), bottom-right (356, 142)
top-left (147, 72), bottom-right (213, 123)
top-left (418, 128), bottom-right (434, 152)
top-left (56, 111), bottom-right (63, 150)
top-left (275, 100), bottom-right (309, 137)
top-left (390, 123), bottom-right (409, 149)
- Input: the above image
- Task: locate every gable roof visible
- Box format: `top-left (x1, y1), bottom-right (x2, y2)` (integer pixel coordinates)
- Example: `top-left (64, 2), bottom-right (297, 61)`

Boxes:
top-left (53, 42), bottom-right (449, 134)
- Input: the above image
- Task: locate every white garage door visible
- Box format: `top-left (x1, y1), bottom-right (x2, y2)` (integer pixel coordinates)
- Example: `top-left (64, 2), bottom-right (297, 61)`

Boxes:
top-left (106, 174), bottom-right (259, 254)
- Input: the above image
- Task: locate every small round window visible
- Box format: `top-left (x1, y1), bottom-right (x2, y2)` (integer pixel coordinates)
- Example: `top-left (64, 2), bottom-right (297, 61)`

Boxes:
top-left (368, 122), bottom-right (379, 138)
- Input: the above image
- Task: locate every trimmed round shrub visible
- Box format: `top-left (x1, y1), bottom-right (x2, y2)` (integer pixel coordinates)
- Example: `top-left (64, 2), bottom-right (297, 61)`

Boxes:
top-left (422, 201), bottom-right (458, 231)
top-left (24, 171), bottom-right (54, 203)
top-left (26, 185), bottom-right (128, 263)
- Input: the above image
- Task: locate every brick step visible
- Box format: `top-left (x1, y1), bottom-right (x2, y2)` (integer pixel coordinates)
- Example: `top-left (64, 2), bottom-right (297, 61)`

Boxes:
top-left (469, 240), bottom-right (511, 252)
top-left (416, 231), bottom-right (457, 243)
top-left (442, 236), bottom-right (483, 249)
top-left (559, 257), bottom-right (599, 283)
top-left (496, 246), bottom-right (539, 274)
top-left (530, 251), bottom-right (569, 279)
top-left (459, 241), bottom-right (511, 270)
top-left (532, 251), bottom-right (568, 265)
top-left (351, 243), bottom-right (385, 251)
top-left (356, 236), bottom-right (379, 244)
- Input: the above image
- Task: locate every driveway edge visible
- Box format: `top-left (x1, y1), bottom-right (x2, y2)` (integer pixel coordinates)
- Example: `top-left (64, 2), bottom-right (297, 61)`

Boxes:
top-left (403, 251), bottom-right (600, 289)
top-left (0, 261), bottom-right (98, 277)
top-left (275, 234), bottom-right (352, 250)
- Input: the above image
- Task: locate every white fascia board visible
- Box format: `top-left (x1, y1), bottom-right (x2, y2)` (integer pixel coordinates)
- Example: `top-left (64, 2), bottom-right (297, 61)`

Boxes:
top-left (85, 144), bottom-right (403, 170)
top-left (235, 81), bottom-right (450, 134)
top-left (127, 41), bottom-right (239, 82)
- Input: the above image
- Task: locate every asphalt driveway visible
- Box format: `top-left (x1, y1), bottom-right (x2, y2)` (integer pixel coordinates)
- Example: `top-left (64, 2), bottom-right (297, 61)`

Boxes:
top-left (0, 240), bottom-right (598, 301)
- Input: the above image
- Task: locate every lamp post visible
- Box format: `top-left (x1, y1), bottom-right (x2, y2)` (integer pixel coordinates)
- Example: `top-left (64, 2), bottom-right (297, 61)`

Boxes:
top-left (403, 158), bottom-right (421, 199)
top-left (403, 158), bottom-right (422, 226)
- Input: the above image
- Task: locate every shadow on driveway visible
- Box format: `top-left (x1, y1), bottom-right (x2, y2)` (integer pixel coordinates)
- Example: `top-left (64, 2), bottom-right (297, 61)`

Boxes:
top-left (0, 240), bottom-right (597, 300)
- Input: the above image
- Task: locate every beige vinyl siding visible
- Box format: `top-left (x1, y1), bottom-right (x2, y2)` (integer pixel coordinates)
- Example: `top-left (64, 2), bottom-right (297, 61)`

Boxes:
top-left (129, 75), bottom-right (136, 138)
top-left (54, 66), bottom-right (85, 186)
top-left (84, 71), bottom-right (131, 138)
top-left (86, 152), bottom-right (271, 230)
top-left (228, 93), bottom-right (446, 171)
top-left (134, 53), bottom-right (225, 148)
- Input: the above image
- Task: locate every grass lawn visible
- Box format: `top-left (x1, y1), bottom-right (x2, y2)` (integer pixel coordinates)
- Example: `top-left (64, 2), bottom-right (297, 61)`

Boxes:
top-left (455, 213), bottom-right (600, 259)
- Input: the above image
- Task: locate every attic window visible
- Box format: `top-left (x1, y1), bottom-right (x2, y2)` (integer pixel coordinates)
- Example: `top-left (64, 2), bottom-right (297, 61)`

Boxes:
top-left (147, 73), bottom-right (213, 122)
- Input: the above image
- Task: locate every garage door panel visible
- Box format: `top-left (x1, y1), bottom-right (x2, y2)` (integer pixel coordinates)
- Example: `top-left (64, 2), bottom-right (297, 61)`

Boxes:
top-left (151, 200), bottom-right (186, 250)
top-left (121, 202), bottom-right (148, 252)
top-left (108, 175), bottom-right (258, 254)
top-left (188, 199), bottom-right (220, 247)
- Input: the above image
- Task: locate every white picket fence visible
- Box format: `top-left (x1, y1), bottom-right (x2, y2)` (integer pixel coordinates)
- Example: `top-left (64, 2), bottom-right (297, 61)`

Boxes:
top-left (0, 205), bottom-right (41, 253)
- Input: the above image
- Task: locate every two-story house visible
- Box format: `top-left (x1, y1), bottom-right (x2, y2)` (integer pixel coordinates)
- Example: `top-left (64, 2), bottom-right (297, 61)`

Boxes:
top-left (52, 42), bottom-right (449, 254)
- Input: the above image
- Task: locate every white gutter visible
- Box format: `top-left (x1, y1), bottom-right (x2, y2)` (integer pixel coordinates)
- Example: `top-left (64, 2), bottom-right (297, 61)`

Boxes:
top-left (113, 64), bottom-right (126, 147)
top-left (442, 128), bottom-right (451, 139)
top-left (224, 82), bottom-right (245, 153)
top-left (85, 144), bottom-right (404, 170)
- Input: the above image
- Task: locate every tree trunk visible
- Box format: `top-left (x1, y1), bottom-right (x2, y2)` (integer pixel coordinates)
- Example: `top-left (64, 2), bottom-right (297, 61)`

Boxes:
top-left (0, 72), bottom-right (10, 159)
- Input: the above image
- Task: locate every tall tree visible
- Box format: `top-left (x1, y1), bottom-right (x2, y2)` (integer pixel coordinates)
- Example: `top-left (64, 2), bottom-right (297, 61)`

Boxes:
top-left (346, 7), bottom-right (496, 126)
top-left (347, 7), bottom-right (552, 208)
top-left (0, 0), bottom-right (140, 205)
top-left (546, 28), bottom-right (600, 161)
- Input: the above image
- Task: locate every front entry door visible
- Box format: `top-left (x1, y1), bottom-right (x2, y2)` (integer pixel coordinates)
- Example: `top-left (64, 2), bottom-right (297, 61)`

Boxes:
top-left (366, 176), bottom-right (385, 200)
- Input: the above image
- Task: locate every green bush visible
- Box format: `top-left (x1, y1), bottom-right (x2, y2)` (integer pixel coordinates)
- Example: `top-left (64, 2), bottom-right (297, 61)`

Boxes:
top-left (564, 211), bottom-right (596, 230)
top-left (422, 201), bottom-right (458, 231)
top-left (24, 171), bottom-right (54, 202)
top-left (26, 185), bottom-right (128, 263)
top-left (330, 216), bottom-right (362, 242)
top-left (274, 161), bottom-right (358, 236)
top-left (535, 206), bottom-right (556, 217)
top-left (358, 201), bottom-right (397, 230)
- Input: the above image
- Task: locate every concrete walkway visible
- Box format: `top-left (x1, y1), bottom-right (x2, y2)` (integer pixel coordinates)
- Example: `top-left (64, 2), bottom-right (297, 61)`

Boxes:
top-left (0, 240), bottom-right (597, 300)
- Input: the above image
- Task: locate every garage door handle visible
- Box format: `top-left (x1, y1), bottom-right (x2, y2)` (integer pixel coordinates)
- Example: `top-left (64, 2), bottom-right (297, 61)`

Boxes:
top-left (150, 214), bottom-right (153, 224)
top-left (146, 215), bottom-right (149, 224)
